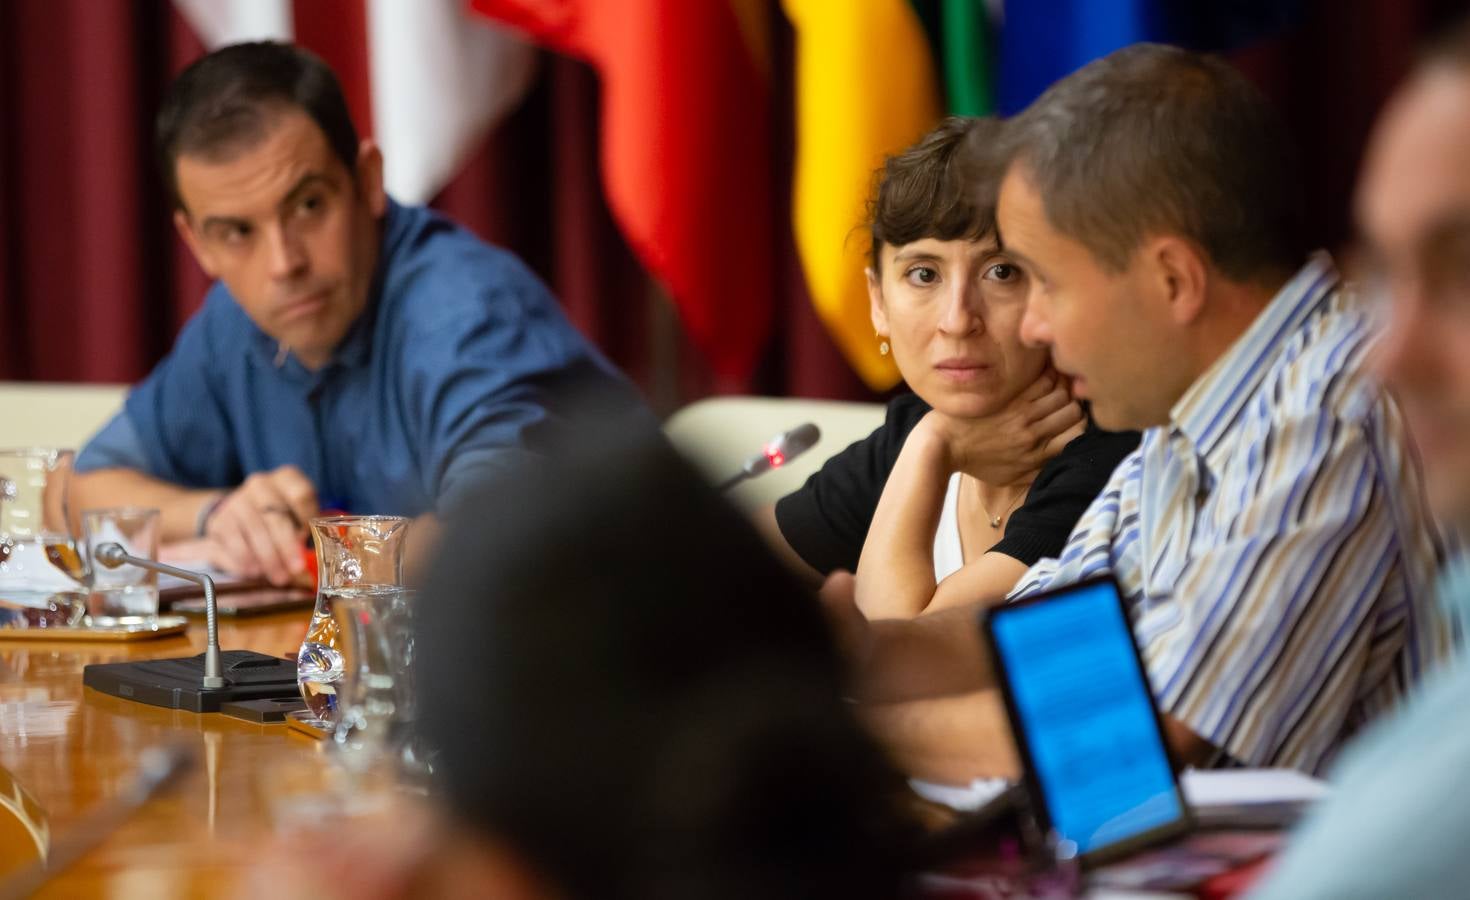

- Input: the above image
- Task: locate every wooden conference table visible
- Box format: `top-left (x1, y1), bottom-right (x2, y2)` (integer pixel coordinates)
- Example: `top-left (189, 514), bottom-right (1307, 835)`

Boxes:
top-left (0, 603), bottom-right (1287, 898)
top-left (0, 609), bottom-right (324, 897)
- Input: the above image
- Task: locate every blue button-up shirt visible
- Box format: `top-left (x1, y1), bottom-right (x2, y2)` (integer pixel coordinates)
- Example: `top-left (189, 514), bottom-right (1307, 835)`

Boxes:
top-left (76, 199), bottom-right (649, 516)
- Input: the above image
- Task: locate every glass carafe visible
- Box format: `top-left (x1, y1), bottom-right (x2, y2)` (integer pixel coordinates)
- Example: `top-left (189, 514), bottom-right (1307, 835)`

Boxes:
top-left (297, 515), bottom-right (409, 729)
top-left (0, 449), bottom-right (87, 628)
top-left (330, 586), bottom-right (417, 774)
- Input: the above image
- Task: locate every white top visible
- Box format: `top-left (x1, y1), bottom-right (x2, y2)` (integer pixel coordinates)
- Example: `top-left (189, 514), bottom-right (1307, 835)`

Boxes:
top-left (932, 472), bottom-right (964, 582)
top-left (916, 484), bottom-right (1004, 819)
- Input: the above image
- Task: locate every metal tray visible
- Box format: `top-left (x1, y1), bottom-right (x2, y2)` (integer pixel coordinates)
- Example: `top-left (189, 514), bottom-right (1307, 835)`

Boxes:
top-left (0, 614), bottom-right (188, 642)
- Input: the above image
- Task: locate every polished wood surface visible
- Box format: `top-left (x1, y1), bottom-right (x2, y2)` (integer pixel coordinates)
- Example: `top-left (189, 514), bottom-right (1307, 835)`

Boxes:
top-left (0, 609), bottom-right (326, 897)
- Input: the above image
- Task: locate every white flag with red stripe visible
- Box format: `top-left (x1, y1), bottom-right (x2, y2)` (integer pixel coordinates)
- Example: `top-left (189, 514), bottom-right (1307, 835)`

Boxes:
top-left (172, 0), bottom-right (534, 204)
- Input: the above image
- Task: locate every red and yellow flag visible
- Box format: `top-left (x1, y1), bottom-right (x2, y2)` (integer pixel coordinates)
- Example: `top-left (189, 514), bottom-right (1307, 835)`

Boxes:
top-left (470, 0), bottom-right (774, 388)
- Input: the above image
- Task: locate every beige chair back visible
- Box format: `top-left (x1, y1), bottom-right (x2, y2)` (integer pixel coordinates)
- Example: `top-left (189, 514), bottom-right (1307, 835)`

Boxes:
top-left (0, 382), bottom-right (127, 450)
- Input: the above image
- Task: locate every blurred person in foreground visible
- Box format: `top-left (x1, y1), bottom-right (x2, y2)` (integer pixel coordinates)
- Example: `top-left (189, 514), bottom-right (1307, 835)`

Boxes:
top-left (764, 117), bottom-right (1138, 619)
top-left (247, 421), bottom-right (917, 900)
top-left (835, 43), bottom-right (1451, 786)
top-left (71, 42), bottom-right (648, 583)
top-left (1249, 19), bottom-right (1470, 899)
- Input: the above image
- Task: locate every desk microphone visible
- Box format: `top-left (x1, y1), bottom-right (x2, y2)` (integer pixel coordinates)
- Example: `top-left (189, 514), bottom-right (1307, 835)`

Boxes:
top-left (82, 547), bottom-right (301, 712)
top-left (94, 543), bottom-right (224, 688)
top-left (716, 423), bottom-right (821, 492)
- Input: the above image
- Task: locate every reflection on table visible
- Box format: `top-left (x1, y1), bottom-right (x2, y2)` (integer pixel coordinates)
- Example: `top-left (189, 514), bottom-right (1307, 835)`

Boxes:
top-left (0, 610), bottom-right (324, 897)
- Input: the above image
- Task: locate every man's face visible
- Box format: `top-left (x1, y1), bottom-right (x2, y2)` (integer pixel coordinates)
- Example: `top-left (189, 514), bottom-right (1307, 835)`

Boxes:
top-left (174, 108), bottom-right (385, 370)
top-left (1359, 67), bottom-right (1470, 525)
top-left (998, 165), bottom-right (1182, 431)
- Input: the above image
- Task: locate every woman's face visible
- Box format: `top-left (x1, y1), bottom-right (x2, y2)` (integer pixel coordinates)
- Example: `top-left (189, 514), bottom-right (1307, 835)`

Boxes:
top-left (869, 235), bottom-right (1050, 419)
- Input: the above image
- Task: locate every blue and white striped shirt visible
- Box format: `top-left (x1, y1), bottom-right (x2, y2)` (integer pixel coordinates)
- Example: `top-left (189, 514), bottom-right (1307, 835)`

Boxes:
top-left (1010, 254), bottom-right (1456, 775)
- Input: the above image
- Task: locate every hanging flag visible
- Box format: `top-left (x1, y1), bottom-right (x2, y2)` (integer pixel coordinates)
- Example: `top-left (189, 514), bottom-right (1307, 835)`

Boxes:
top-left (941, 0), bottom-right (994, 117)
top-left (996, 0), bottom-right (1169, 114)
top-left (469, 0), bottom-right (775, 388)
top-left (170, 0), bottom-right (535, 205)
top-left (365, 1), bottom-right (535, 204)
top-left (173, 0), bottom-right (292, 47)
top-left (995, 0), bottom-right (1309, 114)
top-left (997, 0), bottom-right (1309, 115)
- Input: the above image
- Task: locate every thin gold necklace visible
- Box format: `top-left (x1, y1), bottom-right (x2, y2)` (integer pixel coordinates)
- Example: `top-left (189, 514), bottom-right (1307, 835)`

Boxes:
top-left (976, 482), bottom-right (1028, 529)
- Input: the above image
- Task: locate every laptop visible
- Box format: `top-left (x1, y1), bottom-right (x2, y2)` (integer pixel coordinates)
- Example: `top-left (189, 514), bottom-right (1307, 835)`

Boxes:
top-left (982, 575), bottom-right (1281, 885)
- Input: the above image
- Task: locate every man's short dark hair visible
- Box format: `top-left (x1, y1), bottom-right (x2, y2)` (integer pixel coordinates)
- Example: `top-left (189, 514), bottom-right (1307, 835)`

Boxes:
top-left (1002, 43), bottom-right (1306, 281)
top-left (155, 41), bottom-right (358, 210)
top-left (867, 116), bottom-right (1007, 271)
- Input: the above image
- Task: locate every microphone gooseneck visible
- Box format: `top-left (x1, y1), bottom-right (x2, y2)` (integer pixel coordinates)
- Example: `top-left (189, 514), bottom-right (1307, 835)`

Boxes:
top-left (95, 543), bottom-right (223, 689)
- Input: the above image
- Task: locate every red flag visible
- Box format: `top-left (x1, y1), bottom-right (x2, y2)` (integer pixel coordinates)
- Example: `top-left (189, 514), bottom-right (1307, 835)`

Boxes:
top-left (470, 0), bottom-right (774, 387)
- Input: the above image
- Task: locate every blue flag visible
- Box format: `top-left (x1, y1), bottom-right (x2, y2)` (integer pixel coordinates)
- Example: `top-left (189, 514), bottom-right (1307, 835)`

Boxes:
top-left (997, 0), bottom-right (1170, 114)
top-left (995, 0), bottom-right (1303, 115)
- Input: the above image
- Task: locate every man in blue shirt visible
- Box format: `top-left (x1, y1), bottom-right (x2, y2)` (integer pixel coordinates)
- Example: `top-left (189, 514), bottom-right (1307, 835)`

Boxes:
top-left (72, 42), bottom-right (648, 585)
top-left (1248, 19), bottom-right (1470, 898)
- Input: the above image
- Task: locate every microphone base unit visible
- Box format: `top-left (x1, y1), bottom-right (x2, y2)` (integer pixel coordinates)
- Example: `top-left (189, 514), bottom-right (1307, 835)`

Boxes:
top-left (83, 650), bottom-right (300, 713)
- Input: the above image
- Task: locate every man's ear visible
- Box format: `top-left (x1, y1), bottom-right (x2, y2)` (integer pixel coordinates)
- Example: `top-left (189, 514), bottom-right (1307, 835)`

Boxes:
top-left (355, 139), bottom-right (387, 218)
top-left (173, 209), bottom-right (218, 279)
top-left (867, 267), bottom-right (889, 337)
top-left (1145, 236), bottom-right (1208, 327)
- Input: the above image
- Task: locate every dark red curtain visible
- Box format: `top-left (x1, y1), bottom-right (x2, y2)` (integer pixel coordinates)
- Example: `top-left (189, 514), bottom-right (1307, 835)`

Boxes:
top-left (0, 0), bottom-right (1463, 410)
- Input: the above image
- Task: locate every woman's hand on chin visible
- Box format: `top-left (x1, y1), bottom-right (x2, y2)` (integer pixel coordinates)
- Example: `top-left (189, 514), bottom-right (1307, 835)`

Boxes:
top-left (924, 369), bottom-right (1085, 484)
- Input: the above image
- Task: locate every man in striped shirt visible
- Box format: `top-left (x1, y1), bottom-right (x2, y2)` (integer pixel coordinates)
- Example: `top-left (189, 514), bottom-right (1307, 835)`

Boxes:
top-left (847, 44), bottom-right (1454, 780)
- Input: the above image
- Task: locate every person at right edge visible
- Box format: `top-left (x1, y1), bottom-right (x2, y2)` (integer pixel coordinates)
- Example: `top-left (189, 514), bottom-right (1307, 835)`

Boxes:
top-left (1249, 18), bottom-right (1470, 899)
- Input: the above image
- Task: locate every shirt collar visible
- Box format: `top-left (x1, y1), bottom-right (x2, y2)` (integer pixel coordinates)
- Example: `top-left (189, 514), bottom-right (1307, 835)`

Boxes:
top-left (1168, 252), bottom-right (1340, 464)
top-left (247, 196), bottom-right (407, 379)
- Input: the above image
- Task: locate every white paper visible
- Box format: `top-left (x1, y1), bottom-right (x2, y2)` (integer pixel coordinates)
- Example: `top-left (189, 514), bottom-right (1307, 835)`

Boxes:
top-left (910, 769), bottom-right (1327, 816)
top-left (909, 776), bottom-right (1012, 812)
top-left (1181, 768), bottom-right (1328, 808)
top-left (156, 561), bottom-right (248, 594)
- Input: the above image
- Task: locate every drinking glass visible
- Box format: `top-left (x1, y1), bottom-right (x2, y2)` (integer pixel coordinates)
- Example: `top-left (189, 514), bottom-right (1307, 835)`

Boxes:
top-left (82, 507), bottom-right (160, 621)
top-left (296, 516), bottom-right (409, 730)
top-left (0, 449), bottom-right (87, 628)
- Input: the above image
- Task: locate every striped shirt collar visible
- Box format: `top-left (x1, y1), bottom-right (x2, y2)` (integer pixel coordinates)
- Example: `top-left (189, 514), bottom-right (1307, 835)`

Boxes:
top-left (1169, 252), bottom-right (1340, 463)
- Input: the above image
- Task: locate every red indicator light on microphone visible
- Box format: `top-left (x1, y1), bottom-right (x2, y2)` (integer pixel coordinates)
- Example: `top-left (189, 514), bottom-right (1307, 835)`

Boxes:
top-left (764, 446), bottom-right (786, 468)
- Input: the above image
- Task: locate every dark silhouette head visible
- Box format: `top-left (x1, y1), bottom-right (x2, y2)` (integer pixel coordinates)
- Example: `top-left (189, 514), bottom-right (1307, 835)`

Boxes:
top-left (418, 425), bottom-right (911, 900)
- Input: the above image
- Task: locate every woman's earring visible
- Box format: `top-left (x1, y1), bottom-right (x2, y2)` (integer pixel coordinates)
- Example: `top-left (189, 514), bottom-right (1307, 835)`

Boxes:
top-left (879, 341), bottom-right (889, 356)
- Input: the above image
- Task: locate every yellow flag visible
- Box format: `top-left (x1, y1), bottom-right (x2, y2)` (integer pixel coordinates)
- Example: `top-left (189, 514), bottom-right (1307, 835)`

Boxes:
top-left (783, 0), bottom-right (942, 390)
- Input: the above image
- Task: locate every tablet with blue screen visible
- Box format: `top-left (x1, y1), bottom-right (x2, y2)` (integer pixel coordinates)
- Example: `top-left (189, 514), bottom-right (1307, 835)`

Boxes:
top-left (984, 575), bottom-right (1192, 867)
